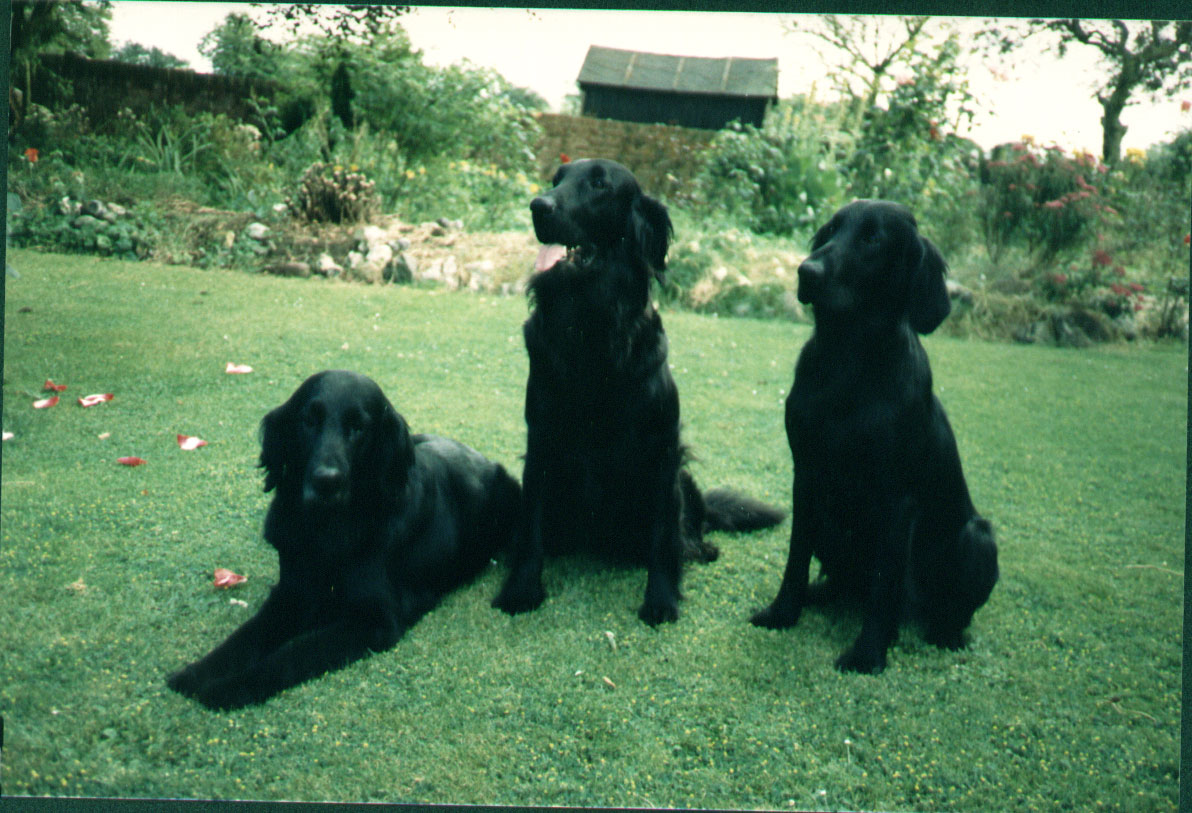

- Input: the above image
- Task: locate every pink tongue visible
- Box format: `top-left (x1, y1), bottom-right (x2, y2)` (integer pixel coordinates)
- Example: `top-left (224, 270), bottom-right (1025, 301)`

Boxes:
top-left (535, 243), bottom-right (567, 272)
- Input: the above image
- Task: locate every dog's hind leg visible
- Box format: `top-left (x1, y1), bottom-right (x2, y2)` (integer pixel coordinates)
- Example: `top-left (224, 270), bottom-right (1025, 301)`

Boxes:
top-left (920, 515), bottom-right (998, 650)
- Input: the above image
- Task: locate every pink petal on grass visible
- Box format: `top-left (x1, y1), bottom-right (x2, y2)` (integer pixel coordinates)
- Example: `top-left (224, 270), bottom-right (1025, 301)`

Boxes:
top-left (213, 568), bottom-right (247, 589)
top-left (78, 393), bottom-right (114, 407)
top-left (177, 434), bottom-right (208, 451)
top-left (33, 395), bottom-right (59, 409)
top-left (225, 363), bottom-right (253, 374)
top-left (2, 431), bottom-right (13, 442)
top-left (43, 379), bottom-right (67, 392)
top-left (117, 456), bottom-right (147, 467)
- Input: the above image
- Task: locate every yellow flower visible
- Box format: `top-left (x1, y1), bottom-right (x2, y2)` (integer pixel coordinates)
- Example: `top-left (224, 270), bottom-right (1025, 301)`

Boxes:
top-left (1020, 134), bottom-right (1035, 145)
top-left (333, 164), bottom-right (343, 172)
top-left (1125, 147), bottom-right (1146, 164)
top-left (404, 169), bottom-right (416, 179)
top-left (349, 163), bottom-right (359, 172)
top-left (418, 166), bottom-right (426, 175)
top-left (529, 183), bottom-right (540, 194)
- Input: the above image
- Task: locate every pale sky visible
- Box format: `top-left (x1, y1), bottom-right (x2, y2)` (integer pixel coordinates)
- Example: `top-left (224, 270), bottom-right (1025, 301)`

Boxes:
top-left (106, 3), bottom-right (1192, 155)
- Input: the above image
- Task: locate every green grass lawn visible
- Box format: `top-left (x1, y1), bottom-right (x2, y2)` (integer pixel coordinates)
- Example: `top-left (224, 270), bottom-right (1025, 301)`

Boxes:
top-left (2, 248), bottom-right (1185, 811)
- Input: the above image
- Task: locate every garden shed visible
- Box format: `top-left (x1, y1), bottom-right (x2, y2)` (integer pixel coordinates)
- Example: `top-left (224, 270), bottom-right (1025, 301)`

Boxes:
top-left (577, 45), bottom-right (778, 130)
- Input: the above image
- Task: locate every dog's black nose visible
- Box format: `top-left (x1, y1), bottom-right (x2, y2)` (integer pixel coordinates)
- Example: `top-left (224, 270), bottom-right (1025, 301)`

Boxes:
top-left (309, 466), bottom-right (346, 498)
top-left (797, 259), bottom-right (824, 286)
top-left (797, 259), bottom-right (825, 304)
top-left (530, 196), bottom-right (555, 217)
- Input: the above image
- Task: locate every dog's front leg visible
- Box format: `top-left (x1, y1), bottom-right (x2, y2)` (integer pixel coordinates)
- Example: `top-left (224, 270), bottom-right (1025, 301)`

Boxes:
top-left (193, 603), bottom-right (404, 710)
top-left (751, 469), bottom-right (812, 629)
top-left (836, 499), bottom-right (915, 674)
top-left (167, 585), bottom-right (306, 699)
top-left (639, 480), bottom-right (683, 626)
top-left (492, 466), bottom-right (547, 615)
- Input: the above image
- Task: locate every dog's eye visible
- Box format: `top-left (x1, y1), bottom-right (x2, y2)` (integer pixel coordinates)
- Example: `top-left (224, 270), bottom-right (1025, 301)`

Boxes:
top-left (302, 405), bottom-right (323, 430)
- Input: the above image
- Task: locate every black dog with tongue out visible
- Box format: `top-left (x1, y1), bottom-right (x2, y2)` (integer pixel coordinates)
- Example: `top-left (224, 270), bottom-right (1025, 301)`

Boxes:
top-left (492, 158), bottom-right (784, 625)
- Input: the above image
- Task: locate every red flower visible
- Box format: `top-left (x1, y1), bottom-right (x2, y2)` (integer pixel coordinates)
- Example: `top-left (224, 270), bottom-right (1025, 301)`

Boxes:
top-left (1182, 100), bottom-right (1191, 113)
top-left (1052, 273), bottom-right (1068, 286)
top-left (559, 153), bottom-right (571, 164)
top-left (23, 147), bottom-right (38, 163)
top-left (1111, 283), bottom-right (1128, 296)
top-left (1129, 282), bottom-right (1144, 293)
top-left (1042, 200), bottom-right (1064, 210)
top-left (1092, 249), bottom-right (1112, 267)
top-left (1184, 234), bottom-right (1191, 245)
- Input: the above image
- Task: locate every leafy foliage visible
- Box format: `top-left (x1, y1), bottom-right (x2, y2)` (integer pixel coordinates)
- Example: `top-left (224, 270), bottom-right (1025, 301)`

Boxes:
top-left (690, 99), bottom-right (846, 237)
top-left (978, 140), bottom-right (1110, 266)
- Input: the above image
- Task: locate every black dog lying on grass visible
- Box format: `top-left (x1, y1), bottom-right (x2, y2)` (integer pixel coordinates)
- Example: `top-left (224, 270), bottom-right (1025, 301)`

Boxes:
top-left (492, 158), bottom-right (784, 626)
top-left (168, 370), bottom-right (521, 709)
top-left (752, 200), bottom-right (998, 674)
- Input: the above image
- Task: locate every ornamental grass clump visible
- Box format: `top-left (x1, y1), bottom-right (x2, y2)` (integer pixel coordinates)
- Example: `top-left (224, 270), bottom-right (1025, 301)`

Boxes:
top-left (288, 162), bottom-right (379, 224)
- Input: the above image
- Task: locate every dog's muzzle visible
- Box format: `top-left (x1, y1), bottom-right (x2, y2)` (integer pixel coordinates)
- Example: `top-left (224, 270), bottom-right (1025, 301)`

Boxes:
top-left (797, 258), bottom-right (825, 304)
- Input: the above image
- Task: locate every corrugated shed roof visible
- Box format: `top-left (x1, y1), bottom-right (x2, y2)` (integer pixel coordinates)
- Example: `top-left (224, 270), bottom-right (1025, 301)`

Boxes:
top-left (577, 45), bottom-right (778, 99)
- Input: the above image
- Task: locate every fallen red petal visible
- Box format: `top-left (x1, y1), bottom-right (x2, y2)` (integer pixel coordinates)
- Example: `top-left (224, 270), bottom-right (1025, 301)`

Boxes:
top-left (225, 363), bottom-right (253, 374)
top-left (43, 379), bottom-right (67, 392)
top-left (117, 456), bottom-right (147, 466)
top-left (78, 393), bottom-right (114, 407)
top-left (33, 396), bottom-right (59, 409)
top-left (177, 434), bottom-right (208, 450)
top-left (213, 568), bottom-right (247, 588)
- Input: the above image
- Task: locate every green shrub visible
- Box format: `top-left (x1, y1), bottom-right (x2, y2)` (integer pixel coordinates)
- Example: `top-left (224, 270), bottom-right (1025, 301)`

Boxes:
top-left (979, 140), bottom-right (1108, 267)
top-left (690, 98), bottom-right (846, 237)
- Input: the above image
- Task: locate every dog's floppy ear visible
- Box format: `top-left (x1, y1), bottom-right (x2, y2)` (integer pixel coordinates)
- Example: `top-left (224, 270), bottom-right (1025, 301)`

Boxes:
top-left (369, 400), bottom-right (416, 498)
top-left (628, 193), bottom-right (672, 273)
top-left (258, 402), bottom-right (295, 493)
top-left (907, 235), bottom-right (951, 334)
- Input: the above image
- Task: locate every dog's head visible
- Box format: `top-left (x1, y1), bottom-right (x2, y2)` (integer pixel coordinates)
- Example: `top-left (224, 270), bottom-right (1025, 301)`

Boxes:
top-left (259, 370), bottom-right (414, 511)
top-left (798, 200), bottom-right (950, 334)
top-left (529, 158), bottom-right (672, 278)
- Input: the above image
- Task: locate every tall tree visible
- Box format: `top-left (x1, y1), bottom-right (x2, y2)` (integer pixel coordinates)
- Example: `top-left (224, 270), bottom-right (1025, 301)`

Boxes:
top-left (9, 0), bottom-right (113, 134)
top-left (992, 19), bottom-right (1192, 165)
top-left (784, 15), bottom-right (933, 131)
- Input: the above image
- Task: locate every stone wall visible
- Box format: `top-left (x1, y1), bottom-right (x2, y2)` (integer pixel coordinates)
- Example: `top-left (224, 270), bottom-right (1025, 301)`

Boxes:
top-left (533, 113), bottom-right (716, 200)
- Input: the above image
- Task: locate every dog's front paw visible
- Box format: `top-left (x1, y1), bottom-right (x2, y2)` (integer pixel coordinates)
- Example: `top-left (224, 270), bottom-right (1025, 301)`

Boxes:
top-left (835, 645), bottom-right (887, 675)
top-left (750, 601), bottom-right (802, 630)
top-left (192, 676), bottom-right (258, 711)
top-left (166, 663), bottom-right (204, 697)
top-left (492, 579), bottom-right (546, 616)
top-left (638, 600), bottom-right (679, 626)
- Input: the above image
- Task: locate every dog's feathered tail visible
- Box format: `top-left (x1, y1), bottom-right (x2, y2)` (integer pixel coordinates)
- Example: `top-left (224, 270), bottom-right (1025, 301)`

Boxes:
top-left (702, 488), bottom-right (786, 532)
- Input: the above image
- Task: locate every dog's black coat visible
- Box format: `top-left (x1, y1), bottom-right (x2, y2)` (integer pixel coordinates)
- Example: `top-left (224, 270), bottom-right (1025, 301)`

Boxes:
top-left (752, 200), bottom-right (998, 673)
top-left (492, 158), bottom-right (784, 625)
top-left (168, 370), bottom-right (520, 709)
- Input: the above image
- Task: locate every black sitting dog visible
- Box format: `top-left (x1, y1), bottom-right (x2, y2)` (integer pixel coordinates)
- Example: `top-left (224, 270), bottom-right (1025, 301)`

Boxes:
top-left (752, 200), bottom-right (998, 673)
top-left (168, 370), bottom-right (521, 708)
top-left (492, 158), bottom-right (784, 626)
